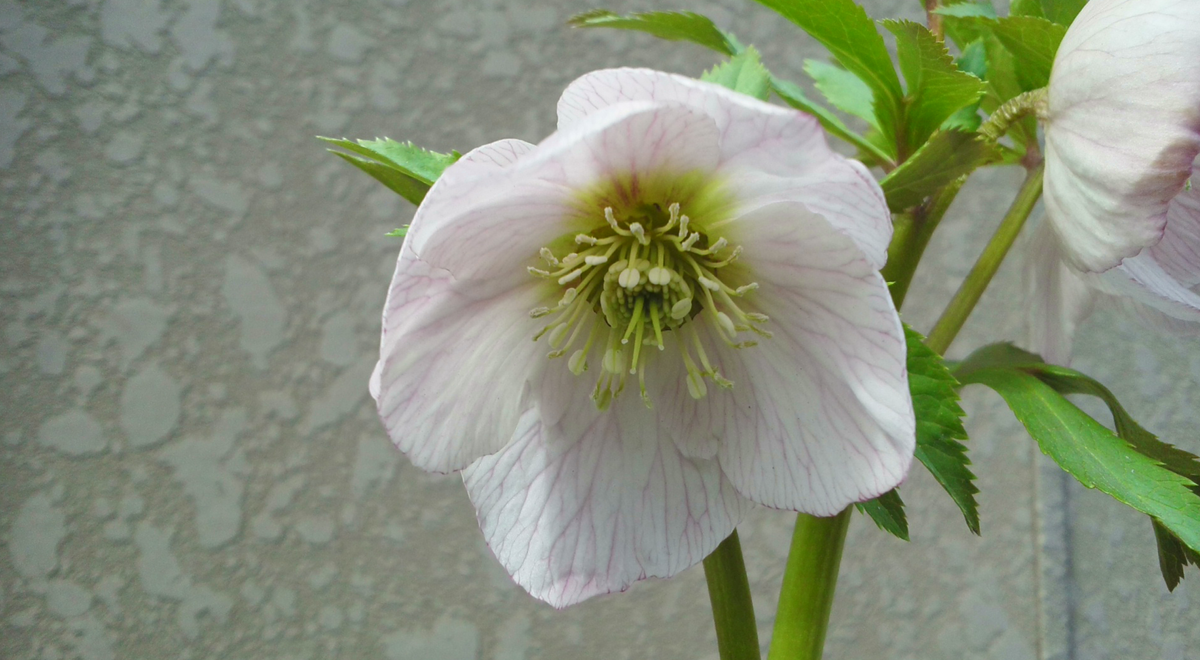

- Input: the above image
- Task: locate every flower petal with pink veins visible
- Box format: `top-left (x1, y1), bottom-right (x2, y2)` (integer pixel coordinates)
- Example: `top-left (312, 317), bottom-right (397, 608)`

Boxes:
top-left (663, 202), bottom-right (913, 515)
top-left (1044, 0), bottom-right (1200, 272)
top-left (462, 366), bottom-right (748, 609)
top-left (1148, 186), bottom-right (1200, 288)
top-left (411, 104), bottom-right (722, 282)
top-left (558, 68), bottom-right (892, 267)
top-left (372, 242), bottom-right (550, 473)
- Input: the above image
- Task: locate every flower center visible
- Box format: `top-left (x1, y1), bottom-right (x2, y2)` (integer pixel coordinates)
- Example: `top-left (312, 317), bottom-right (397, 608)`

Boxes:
top-left (528, 202), bottom-right (769, 410)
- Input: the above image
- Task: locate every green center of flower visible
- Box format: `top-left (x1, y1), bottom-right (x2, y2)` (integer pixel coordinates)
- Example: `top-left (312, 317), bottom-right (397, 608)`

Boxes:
top-left (529, 201), bottom-right (770, 410)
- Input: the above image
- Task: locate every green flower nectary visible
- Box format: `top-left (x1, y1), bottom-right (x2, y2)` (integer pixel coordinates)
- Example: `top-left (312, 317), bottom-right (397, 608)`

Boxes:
top-left (371, 68), bottom-right (915, 607)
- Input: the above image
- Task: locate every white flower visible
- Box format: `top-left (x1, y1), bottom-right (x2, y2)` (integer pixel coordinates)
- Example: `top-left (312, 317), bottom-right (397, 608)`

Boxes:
top-left (1042, 0), bottom-right (1200, 273)
top-left (371, 68), bottom-right (915, 607)
top-left (1027, 186), bottom-right (1200, 364)
top-left (1028, 0), bottom-right (1200, 363)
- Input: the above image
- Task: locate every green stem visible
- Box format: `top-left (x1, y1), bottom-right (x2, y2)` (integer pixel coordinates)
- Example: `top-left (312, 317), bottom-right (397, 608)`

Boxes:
top-left (767, 509), bottom-right (852, 660)
top-left (925, 162), bottom-right (1045, 355)
top-left (880, 177), bottom-right (968, 310)
top-left (704, 530), bottom-right (761, 660)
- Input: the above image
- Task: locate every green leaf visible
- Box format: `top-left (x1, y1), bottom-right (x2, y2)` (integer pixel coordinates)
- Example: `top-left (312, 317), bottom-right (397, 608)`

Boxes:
top-left (804, 59), bottom-right (879, 129)
top-left (856, 489), bottom-right (909, 540)
top-left (1154, 520), bottom-right (1200, 591)
top-left (770, 77), bottom-right (894, 165)
top-left (1010, 0), bottom-right (1046, 18)
top-left (1001, 354), bottom-right (1200, 591)
top-left (385, 226), bottom-right (409, 238)
top-left (990, 16), bottom-right (1065, 91)
top-left (940, 40), bottom-right (988, 131)
top-left (880, 130), bottom-right (999, 211)
top-left (702, 47), bottom-right (772, 101)
top-left (934, 1), bottom-right (997, 18)
top-left (327, 152), bottom-right (431, 206)
top-left (883, 20), bottom-right (986, 150)
top-left (954, 349), bottom-right (1200, 559)
top-left (956, 39), bottom-right (989, 79)
top-left (1040, 0), bottom-right (1088, 26)
top-left (906, 325), bottom-right (979, 534)
top-left (751, 0), bottom-right (903, 157)
top-left (567, 10), bottom-right (738, 56)
top-left (320, 137), bottom-right (459, 206)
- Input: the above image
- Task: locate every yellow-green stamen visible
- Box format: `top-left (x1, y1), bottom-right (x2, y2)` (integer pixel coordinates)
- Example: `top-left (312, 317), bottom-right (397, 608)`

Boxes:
top-left (530, 201), bottom-right (768, 409)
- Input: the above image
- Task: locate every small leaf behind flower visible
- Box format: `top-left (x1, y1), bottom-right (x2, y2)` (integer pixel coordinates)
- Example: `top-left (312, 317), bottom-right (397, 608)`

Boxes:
top-left (804, 59), bottom-right (880, 130)
top-left (907, 325), bottom-right (979, 534)
top-left (320, 137), bottom-right (459, 206)
top-left (857, 489), bottom-right (909, 540)
top-left (990, 16), bottom-right (1065, 91)
top-left (701, 47), bottom-right (772, 100)
top-left (385, 226), bottom-right (409, 238)
top-left (883, 20), bottom-right (986, 151)
top-left (567, 10), bottom-right (738, 56)
top-left (1039, 0), bottom-right (1088, 26)
top-left (880, 130), bottom-right (999, 211)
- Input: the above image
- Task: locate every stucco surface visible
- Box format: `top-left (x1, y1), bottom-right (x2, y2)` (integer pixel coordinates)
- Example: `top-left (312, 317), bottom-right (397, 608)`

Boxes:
top-left (1, 0), bottom-right (1197, 658)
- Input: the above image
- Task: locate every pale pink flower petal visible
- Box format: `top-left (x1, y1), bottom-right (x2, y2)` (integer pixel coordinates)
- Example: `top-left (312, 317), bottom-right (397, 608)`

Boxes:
top-left (372, 242), bottom-right (549, 472)
top-left (462, 366), bottom-right (748, 609)
top-left (1147, 185), bottom-right (1200, 288)
top-left (656, 202), bottom-right (913, 514)
top-left (1023, 221), bottom-right (1096, 365)
top-left (1044, 0), bottom-right (1200, 272)
top-left (412, 104), bottom-right (722, 281)
top-left (1025, 188), bottom-right (1200, 365)
top-left (559, 68), bottom-right (892, 268)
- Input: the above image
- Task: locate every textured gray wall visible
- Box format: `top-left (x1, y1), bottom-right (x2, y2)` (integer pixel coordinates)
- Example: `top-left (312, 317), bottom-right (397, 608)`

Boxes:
top-left (2, 0), bottom-right (1198, 658)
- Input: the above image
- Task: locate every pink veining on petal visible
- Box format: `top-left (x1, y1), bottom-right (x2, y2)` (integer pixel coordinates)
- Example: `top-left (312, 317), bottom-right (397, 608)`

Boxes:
top-left (1044, 0), bottom-right (1200, 272)
top-left (462, 367), bottom-right (748, 608)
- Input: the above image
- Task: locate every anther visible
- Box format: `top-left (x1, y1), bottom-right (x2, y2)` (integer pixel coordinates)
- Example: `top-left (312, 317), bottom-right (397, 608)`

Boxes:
top-left (528, 267), bottom-right (551, 278)
top-left (647, 267), bottom-right (672, 286)
top-left (618, 267), bottom-right (641, 289)
top-left (670, 298), bottom-right (693, 319)
top-left (557, 287), bottom-right (578, 307)
top-left (576, 234), bottom-right (598, 245)
top-left (734, 283), bottom-right (759, 295)
top-left (585, 255), bottom-right (609, 266)
top-left (605, 207), bottom-right (620, 231)
top-left (558, 268), bottom-right (583, 285)
top-left (746, 312), bottom-right (769, 323)
top-left (540, 247), bottom-right (559, 266)
top-left (529, 307), bottom-right (551, 318)
top-left (679, 214), bottom-right (690, 237)
top-left (699, 276), bottom-right (721, 291)
top-left (681, 232), bottom-right (700, 251)
top-left (629, 222), bottom-right (649, 245)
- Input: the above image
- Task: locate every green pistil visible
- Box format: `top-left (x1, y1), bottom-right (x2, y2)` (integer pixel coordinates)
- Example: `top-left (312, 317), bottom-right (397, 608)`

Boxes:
top-left (530, 202), bottom-right (769, 409)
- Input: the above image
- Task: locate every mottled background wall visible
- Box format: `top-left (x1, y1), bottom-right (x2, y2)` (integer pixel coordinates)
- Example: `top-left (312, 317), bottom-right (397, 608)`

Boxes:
top-left (2, 0), bottom-right (1198, 658)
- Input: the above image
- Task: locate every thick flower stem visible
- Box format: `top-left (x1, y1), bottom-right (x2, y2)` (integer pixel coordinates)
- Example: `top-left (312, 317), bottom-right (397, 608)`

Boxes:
top-left (704, 530), bottom-right (761, 660)
top-left (767, 508), bottom-right (852, 660)
top-left (926, 162), bottom-right (1045, 355)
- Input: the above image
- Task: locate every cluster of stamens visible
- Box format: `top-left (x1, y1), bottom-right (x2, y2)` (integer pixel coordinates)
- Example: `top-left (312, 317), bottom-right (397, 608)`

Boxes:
top-left (528, 202), bottom-right (770, 410)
